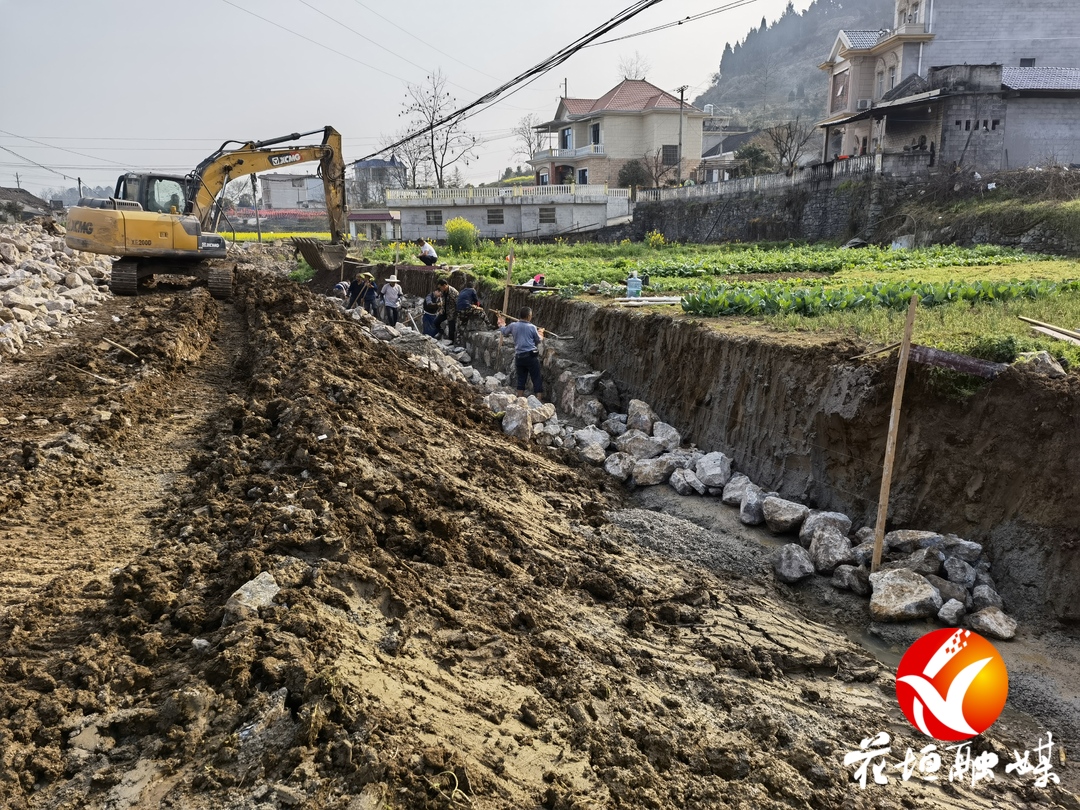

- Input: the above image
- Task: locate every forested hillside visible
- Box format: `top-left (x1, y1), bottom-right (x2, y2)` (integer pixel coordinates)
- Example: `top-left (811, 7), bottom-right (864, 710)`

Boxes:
top-left (694, 0), bottom-right (894, 125)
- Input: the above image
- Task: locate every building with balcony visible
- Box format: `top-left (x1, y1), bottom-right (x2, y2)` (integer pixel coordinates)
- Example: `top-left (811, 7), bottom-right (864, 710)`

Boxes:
top-left (817, 0), bottom-right (1080, 166)
top-left (527, 79), bottom-right (706, 188)
top-left (385, 185), bottom-right (632, 240)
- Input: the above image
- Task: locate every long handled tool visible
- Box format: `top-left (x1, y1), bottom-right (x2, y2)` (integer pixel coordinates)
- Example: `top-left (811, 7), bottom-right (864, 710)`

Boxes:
top-left (487, 308), bottom-right (572, 340)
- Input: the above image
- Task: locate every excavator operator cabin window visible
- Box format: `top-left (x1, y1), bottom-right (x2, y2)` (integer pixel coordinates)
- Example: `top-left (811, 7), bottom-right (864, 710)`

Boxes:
top-left (150, 179), bottom-right (185, 213)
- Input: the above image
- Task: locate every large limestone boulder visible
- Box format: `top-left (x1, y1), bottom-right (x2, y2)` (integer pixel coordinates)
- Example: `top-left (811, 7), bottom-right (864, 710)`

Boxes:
top-left (971, 584), bottom-right (1004, 612)
top-left (943, 556), bottom-right (976, 590)
top-left (578, 443), bottom-right (607, 465)
top-left (809, 527), bottom-right (854, 574)
top-left (632, 456), bottom-right (676, 486)
top-left (669, 468), bottom-right (706, 496)
top-left (501, 402), bottom-right (532, 441)
top-left (831, 564), bottom-right (871, 596)
top-left (799, 511), bottom-right (852, 548)
top-left (574, 371), bottom-right (604, 394)
top-left (223, 572), bottom-right (280, 625)
top-left (942, 535), bottom-right (983, 562)
top-left (663, 449), bottom-right (703, 470)
top-left (721, 473), bottom-right (752, 506)
top-left (968, 607), bottom-right (1018, 640)
top-left (695, 452), bottom-right (732, 488)
top-left (925, 574), bottom-right (970, 608)
top-left (883, 547), bottom-right (944, 577)
top-left (773, 544), bottom-right (815, 584)
top-left (762, 496), bottom-right (810, 534)
top-left (614, 429), bottom-right (666, 460)
top-left (625, 399), bottom-right (656, 433)
top-left (600, 416), bottom-right (628, 437)
top-left (884, 530), bottom-right (943, 554)
top-left (868, 569), bottom-right (942, 621)
top-left (574, 425), bottom-right (611, 451)
top-left (1015, 350), bottom-right (1066, 379)
top-left (652, 421), bottom-right (681, 451)
top-left (739, 485), bottom-right (766, 526)
top-left (604, 452), bottom-right (636, 482)
top-left (938, 599), bottom-right (967, 626)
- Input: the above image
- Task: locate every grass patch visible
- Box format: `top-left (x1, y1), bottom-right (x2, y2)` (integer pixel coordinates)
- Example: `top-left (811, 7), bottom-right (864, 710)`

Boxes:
top-left (287, 259), bottom-right (316, 282)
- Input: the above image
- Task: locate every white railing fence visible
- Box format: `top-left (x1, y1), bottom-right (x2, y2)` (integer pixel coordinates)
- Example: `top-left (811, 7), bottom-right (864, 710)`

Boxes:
top-left (636, 155), bottom-right (882, 202)
top-left (386, 184), bottom-right (621, 202)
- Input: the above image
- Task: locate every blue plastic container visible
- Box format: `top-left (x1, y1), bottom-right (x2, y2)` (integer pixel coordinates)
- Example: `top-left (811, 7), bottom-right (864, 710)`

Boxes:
top-left (626, 276), bottom-right (642, 298)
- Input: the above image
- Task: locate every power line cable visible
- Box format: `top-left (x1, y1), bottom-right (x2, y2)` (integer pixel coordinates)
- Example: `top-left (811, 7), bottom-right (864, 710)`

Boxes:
top-left (349, 0), bottom-right (502, 81)
top-left (363, 0), bottom-right (666, 161)
top-left (585, 0), bottom-right (764, 47)
top-left (0, 129), bottom-right (129, 168)
top-left (0, 146), bottom-right (81, 183)
top-left (220, 0), bottom-right (412, 83)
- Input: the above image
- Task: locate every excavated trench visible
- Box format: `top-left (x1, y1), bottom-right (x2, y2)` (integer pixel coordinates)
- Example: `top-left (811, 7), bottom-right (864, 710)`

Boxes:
top-left (516, 295), bottom-right (1080, 623)
top-left (3, 246), bottom-right (1079, 808)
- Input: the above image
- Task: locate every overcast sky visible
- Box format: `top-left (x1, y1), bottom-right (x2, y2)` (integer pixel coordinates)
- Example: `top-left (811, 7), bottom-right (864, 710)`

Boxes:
top-left (0, 0), bottom-right (811, 197)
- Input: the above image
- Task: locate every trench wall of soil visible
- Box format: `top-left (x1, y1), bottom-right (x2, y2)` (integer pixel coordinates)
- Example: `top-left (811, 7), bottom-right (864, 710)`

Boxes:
top-left (522, 295), bottom-right (1080, 622)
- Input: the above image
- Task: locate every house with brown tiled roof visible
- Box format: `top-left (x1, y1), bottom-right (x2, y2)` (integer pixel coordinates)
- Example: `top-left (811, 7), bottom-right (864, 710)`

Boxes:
top-left (528, 79), bottom-right (706, 188)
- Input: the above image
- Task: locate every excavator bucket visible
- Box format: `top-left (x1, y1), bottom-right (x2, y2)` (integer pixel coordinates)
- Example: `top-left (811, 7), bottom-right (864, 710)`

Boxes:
top-left (292, 238), bottom-right (347, 274)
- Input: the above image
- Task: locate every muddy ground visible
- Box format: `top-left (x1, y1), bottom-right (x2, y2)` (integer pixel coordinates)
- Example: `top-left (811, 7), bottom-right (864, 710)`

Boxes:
top-left (0, 256), bottom-right (1076, 809)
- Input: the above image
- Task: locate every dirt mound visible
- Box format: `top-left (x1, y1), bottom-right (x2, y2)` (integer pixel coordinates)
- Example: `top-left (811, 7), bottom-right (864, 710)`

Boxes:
top-left (0, 266), bottom-right (1074, 809)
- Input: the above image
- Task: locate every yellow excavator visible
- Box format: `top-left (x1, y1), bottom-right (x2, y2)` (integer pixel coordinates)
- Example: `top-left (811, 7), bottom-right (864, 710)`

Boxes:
top-left (65, 126), bottom-right (348, 298)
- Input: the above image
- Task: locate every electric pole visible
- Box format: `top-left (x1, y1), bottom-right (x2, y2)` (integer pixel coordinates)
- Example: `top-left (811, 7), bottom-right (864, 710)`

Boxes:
top-left (676, 85), bottom-right (688, 186)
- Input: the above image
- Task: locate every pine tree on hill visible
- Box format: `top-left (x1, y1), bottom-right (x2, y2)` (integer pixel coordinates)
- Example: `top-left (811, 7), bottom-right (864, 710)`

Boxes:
top-left (694, 0), bottom-right (894, 126)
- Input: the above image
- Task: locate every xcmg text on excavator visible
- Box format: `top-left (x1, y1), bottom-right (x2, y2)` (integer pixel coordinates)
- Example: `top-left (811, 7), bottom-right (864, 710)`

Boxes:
top-left (65, 126), bottom-right (348, 298)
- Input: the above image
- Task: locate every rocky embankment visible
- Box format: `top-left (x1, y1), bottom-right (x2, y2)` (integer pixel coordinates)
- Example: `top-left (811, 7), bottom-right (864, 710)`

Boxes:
top-left (0, 221), bottom-right (111, 359)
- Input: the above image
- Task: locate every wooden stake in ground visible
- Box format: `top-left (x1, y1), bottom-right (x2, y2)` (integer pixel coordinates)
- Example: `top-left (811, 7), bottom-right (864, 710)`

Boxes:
top-left (502, 246), bottom-right (514, 317)
top-left (871, 293), bottom-right (919, 573)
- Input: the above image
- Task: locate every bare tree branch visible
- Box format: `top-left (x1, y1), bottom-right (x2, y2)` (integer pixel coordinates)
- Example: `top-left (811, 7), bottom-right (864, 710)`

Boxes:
top-left (763, 116), bottom-right (818, 173)
top-left (402, 69), bottom-right (479, 188)
top-left (618, 51), bottom-right (651, 81)
top-left (512, 114), bottom-right (549, 162)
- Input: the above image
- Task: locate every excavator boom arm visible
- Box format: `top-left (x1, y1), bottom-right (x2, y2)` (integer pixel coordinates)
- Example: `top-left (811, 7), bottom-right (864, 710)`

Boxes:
top-left (190, 126), bottom-right (347, 242)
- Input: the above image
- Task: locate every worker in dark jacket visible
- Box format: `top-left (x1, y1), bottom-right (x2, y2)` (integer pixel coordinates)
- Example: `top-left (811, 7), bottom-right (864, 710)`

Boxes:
top-left (360, 272), bottom-right (379, 315)
top-left (345, 272), bottom-right (365, 309)
top-left (434, 277), bottom-right (459, 342)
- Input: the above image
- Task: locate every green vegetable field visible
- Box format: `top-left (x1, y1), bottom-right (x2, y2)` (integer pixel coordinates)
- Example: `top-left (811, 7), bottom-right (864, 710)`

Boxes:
top-left (361, 237), bottom-right (1080, 370)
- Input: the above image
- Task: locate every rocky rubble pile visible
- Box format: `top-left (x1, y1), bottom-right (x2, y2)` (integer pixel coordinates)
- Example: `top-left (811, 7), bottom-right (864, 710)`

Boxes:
top-left (0, 221), bottom-right (111, 359)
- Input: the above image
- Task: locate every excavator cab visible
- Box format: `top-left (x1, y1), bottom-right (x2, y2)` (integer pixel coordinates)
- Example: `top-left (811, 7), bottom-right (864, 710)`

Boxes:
top-left (115, 173), bottom-right (189, 214)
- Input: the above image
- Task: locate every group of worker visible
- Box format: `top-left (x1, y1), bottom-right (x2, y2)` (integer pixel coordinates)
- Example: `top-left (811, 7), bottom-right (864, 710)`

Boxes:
top-left (337, 271), bottom-right (404, 327)
top-left (334, 236), bottom-right (546, 400)
top-left (422, 277), bottom-right (483, 343)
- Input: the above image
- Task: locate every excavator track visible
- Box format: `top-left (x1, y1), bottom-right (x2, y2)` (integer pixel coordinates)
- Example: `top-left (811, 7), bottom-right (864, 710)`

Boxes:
top-left (109, 261), bottom-right (140, 296)
top-left (207, 263), bottom-right (234, 300)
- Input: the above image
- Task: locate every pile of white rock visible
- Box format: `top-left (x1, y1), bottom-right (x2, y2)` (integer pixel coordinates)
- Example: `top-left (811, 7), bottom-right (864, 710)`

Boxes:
top-left (478, 390), bottom-right (1018, 640)
top-left (0, 221), bottom-right (112, 360)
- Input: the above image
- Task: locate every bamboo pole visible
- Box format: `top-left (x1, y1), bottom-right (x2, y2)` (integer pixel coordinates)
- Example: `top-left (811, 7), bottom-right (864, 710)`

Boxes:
top-left (1017, 315), bottom-right (1080, 343)
top-left (502, 246), bottom-right (514, 316)
top-left (870, 294), bottom-right (919, 573)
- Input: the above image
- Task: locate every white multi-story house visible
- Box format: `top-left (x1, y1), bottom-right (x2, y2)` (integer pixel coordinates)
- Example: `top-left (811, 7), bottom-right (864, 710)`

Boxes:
top-left (817, 0), bottom-right (1080, 171)
top-left (528, 79), bottom-right (706, 187)
top-left (259, 174), bottom-right (326, 210)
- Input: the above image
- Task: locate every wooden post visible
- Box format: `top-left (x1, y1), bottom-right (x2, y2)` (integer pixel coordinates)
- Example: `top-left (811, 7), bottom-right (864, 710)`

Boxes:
top-left (502, 246), bottom-right (515, 316)
top-left (871, 293), bottom-right (919, 573)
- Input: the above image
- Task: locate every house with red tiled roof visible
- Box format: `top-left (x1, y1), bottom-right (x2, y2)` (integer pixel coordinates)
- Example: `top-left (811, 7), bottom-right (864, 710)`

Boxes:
top-left (528, 79), bottom-right (706, 188)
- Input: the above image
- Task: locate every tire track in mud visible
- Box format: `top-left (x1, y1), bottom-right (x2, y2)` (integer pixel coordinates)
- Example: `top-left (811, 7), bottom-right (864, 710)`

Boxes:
top-left (0, 291), bottom-right (248, 616)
